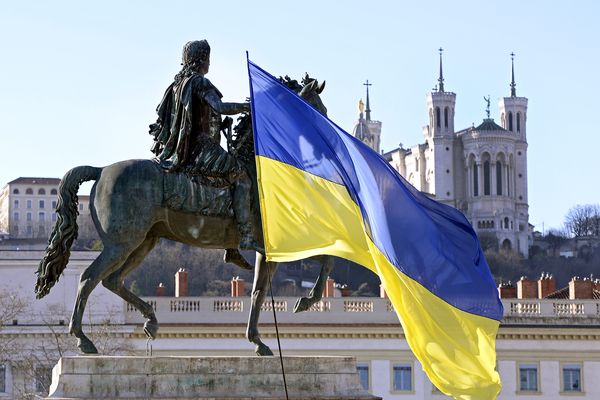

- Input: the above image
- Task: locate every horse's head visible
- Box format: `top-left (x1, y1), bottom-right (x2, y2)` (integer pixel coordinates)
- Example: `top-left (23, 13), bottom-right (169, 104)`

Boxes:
top-left (298, 73), bottom-right (327, 116)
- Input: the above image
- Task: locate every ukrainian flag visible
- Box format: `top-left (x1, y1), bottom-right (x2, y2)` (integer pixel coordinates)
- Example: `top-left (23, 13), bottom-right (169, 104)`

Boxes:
top-left (248, 60), bottom-right (503, 400)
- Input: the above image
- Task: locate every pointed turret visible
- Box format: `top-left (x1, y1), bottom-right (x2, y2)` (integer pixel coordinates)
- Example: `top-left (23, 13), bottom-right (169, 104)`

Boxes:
top-left (364, 80), bottom-right (372, 121)
top-left (510, 52), bottom-right (517, 97)
top-left (438, 47), bottom-right (445, 93)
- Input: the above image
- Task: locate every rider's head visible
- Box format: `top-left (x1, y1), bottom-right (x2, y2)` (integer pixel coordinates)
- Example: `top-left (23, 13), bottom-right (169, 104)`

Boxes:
top-left (182, 40), bottom-right (210, 74)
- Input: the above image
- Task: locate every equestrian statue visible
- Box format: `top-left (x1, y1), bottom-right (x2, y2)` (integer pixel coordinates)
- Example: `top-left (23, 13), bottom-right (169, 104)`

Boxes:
top-left (35, 40), bottom-right (335, 356)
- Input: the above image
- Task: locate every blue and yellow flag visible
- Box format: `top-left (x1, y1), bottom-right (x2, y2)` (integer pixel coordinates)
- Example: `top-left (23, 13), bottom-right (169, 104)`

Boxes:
top-left (248, 60), bottom-right (503, 400)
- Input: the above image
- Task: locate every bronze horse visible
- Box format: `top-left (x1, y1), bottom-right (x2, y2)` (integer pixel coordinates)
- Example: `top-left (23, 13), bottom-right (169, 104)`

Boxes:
top-left (35, 76), bottom-right (334, 356)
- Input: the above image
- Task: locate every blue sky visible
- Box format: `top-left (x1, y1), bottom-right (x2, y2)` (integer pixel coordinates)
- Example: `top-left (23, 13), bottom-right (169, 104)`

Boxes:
top-left (0, 1), bottom-right (597, 231)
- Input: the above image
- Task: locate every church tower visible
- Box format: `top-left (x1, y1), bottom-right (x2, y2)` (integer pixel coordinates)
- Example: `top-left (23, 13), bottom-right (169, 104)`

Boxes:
top-left (498, 53), bottom-right (529, 255)
top-left (352, 80), bottom-right (382, 153)
top-left (364, 80), bottom-right (382, 153)
top-left (426, 48), bottom-right (457, 204)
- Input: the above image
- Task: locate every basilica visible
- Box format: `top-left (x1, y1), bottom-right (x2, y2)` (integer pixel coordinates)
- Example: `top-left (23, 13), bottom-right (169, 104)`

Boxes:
top-left (353, 51), bottom-right (531, 256)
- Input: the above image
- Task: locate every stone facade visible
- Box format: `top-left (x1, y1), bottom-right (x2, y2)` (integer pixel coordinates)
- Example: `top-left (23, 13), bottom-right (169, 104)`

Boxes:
top-left (0, 178), bottom-right (92, 241)
top-left (353, 55), bottom-right (531, 256)
top-left (2, 252), bottom-right (600, 399)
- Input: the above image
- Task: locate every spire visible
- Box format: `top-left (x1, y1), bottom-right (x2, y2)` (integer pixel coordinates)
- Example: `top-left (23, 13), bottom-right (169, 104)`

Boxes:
top-left (363, 80), bottom-right (372, 120)
top-left (510, 52), bottom-right (517, 97)
top-left (438, 47), bottom-right (445, 92)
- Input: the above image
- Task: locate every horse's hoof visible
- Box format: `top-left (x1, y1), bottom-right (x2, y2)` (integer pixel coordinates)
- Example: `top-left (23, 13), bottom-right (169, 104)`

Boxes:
top-left (144, 320), bottom-right (159, 340)
top-left (255, 343), bottom-right (274, 356)
top-left (293, 297), bottom-right (312, 313)
top-left (77, 337), bottom-right (99, 354)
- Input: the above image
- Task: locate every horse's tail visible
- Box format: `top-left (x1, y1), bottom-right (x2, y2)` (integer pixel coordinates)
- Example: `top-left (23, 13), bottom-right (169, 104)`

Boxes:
top-left (35, 165), bottom-right (102, 299)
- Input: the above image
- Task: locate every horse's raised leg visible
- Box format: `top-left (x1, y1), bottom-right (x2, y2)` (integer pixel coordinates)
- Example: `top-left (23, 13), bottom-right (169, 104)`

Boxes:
top-left (293, 255), bottom-right (334, 313)
top-left (69, 244), bottom-right (137, 353)
top-left (246, 252), bottom-right (278, 356)
top-left (102, 237), bottom-right (159, 340)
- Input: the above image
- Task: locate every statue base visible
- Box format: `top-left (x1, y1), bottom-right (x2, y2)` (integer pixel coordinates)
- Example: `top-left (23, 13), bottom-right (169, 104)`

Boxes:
top-left (46, 356), bottom-right (381, 399)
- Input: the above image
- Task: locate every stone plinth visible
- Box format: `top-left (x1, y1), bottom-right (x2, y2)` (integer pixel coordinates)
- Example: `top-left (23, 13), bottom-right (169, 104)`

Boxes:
top-left (46, 356), bottom-right (380, 399)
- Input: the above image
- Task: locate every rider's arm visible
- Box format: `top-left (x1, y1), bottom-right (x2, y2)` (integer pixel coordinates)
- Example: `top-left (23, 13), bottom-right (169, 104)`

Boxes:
top-left (203, 90), bottom-right (250, 115)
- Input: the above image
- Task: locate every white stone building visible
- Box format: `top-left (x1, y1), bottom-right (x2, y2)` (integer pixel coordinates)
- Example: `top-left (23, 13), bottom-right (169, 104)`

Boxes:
top-left (1, 251), bottom-right (600, 399)
top-left (0, 177), bottom-right (91, 241)
top-left (354, 52), bottom-right (531, 256)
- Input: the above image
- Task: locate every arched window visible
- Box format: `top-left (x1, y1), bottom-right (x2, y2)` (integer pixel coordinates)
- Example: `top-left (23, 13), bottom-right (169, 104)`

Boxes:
top-left (473, 163), bottom-right (479, 196)
top-left (483, 161), bottom-right (491, 195)
top-left (444, 107), bottom-right (449, 128)
top-left (26, 188), bottom-right (33, 195)
top-left (435, 107), bottom-right (441, 128)
top-left (496, 161), bottom-right (502, 195)
top-left (50, 188), bottom-right (57, 195)
top-left (502, 239), bottom-right (512, 250)
top-left (38, 188), bottom-right (46, 195)
top-left (12, 188), bottom-right (19, 194)
top-left (506, 165), bottom-right (510, 196)
top-left (504, 217), bottom-right (509, 229)
top-left (516, 112), bottom-right (521, 132)
top-left (508, 112), bottom-right (513, 131)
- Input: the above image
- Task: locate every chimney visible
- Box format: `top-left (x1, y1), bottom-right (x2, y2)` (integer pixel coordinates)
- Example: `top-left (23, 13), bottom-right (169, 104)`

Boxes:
top-left (538, 273), bottom-right (556, 299)
top-left (380, 284), bottom-right (388, 299)
top-left (517, 276), bottom-right (537, 299)
top-left (339, 284), bottom-right (351, 297)
top-left (324, 278), bottom-right (335, 298)
top-left (231, 276), bottom-right (246, 297)
top-left (175, 268), bottom-right (188, 297)
top-left (155, 282), bottom-right (166, 297)
top-left (569, 277), bottom-right (594, 299)
top-left (498, 281), bottom-right (517, 299)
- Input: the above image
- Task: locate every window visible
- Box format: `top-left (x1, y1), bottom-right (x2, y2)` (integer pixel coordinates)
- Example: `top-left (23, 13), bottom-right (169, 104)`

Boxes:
top-left (27, 200), bottom-right (32, 209)
top-left (35, 366), bottom-right (52, 393)
top-left (392, 363), bottom-right (412, 392)
top-left (0, 364), bottom-right (5, 393)
top-left (483, 161), bottom-right (490, 195)
top-left (356, 363), bottom-right (369, 391)
top-left (39, 212), bottom-right (45, 222)
top-left (79, 203), bottom-right (84, 211)
top-left (504, 217), bottom-right (509, 229)
top-left (12, 188), bottom-right (19, 194)
top-left (26, 188), bottom-right (33, 195)
top-left (14, 200), bottom-right (19, 209)
top-left (506, 165), bottom-right (510, 196)
top-left (508, 112), bottom-right (513, 131)
top-left (435, 107), bottom-right (441, 128)
top-left (496, 161), bottom-right (502, 195)
top-left (562, 364), bottom-right (581, 392)
top-left (38, 188), bottom-right (46, 195)
top-left (39, 200), bottom-right (45, 209)
top-left (26, 226), bottom-right (32, 235)
top-left (444, 107), bottom-right (449, 128)
top-left (519, 363), bottom-right (538, 392)
top-left (13, 212), bottom-right (18, 221)
top-left (52, 200), bottom-right (57, 209)
top-left (473, 163), bottom-right (479, 196)
top-left (52, 213), bottom-right (57, 222)
top-left (26, 212), bottom-right (32, 222)
top-left (50, 188), bottom-right (57, 195)
top-left (516, 112), bottom-right (521, 132)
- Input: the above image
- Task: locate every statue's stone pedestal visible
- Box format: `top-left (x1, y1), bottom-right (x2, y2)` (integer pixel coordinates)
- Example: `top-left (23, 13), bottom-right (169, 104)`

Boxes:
top-left (46, 356), bottom-right (380, 399)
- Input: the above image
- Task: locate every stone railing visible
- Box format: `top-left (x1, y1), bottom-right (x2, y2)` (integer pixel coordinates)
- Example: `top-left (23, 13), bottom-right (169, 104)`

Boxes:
top-left (123, 297), bottom-right (600, 325)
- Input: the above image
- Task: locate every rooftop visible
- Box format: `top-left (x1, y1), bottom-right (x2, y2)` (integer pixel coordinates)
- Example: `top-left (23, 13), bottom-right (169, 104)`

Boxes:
top-left (7, 177), bottom-right (61, 185)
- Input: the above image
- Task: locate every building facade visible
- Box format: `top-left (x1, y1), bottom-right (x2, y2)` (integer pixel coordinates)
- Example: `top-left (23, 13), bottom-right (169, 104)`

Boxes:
top-left (1, 251), bottom-right (600, 399)
top-left (0, 178), bottom-right (91, 241)
top-left (354, 53), bottom-right (530, 256)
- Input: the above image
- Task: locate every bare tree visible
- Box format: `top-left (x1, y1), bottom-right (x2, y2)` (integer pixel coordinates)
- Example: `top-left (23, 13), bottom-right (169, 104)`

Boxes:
top-left (565, 204), bottom-right (600, 237)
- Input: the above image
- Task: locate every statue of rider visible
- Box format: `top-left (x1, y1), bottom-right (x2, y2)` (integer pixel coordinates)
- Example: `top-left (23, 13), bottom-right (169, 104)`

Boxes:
top-left (149, 40), bottom-right (262, 254)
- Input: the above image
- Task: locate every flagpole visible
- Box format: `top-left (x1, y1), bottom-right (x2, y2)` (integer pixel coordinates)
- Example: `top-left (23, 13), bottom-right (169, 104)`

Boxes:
top-left (246, 52), bottom-right (289, 400)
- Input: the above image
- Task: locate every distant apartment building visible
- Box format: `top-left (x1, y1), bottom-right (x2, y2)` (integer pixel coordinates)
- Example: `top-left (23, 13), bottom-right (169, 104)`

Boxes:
top-left (0, 177), bottom-right (91, 240)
